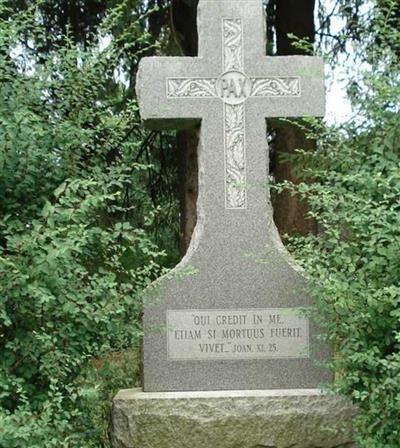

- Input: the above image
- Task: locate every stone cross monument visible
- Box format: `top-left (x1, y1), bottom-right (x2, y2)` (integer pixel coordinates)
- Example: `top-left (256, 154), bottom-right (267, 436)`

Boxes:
top-left (111, 2), bottom-right (356, 446)
top-left (136, 0), bottom-right (330, 392)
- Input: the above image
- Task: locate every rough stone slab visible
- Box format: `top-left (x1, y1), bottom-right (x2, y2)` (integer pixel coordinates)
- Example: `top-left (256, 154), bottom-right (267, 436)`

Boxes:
top-left (111, 388), bottom-right (356, 448)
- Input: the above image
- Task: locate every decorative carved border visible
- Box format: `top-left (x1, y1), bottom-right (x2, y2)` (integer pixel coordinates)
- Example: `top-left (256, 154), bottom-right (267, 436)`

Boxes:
top-left (167, 78), bottom-right (218, 98)
top-left (224, 103), bottom-right (246, 209)
top-left (223, 18), bottom-right (244, 72)
top-left (167, 76), bottom-right (301, 100)
top-left (251, 77), bottom-right (300, 97)
top-left (223, 19), bottom-right (246, 209)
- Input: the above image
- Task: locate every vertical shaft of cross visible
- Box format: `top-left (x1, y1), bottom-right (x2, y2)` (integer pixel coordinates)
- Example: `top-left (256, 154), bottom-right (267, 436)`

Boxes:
top-left (188, 114), bottom-right (276, 262)
top-left (222, 18), bottom-right (247, 210)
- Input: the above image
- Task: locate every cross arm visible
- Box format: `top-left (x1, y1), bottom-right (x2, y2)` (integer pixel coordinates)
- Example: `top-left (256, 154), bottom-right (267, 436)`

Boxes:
top-left (136, 57), bottom-right (219, 130)
top-left (248, 56), bottom-right (325, 118)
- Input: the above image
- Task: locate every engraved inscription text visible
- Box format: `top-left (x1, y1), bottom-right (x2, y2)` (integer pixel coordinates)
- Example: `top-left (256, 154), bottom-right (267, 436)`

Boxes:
top-left (167, 308), bottom-right (310, 361)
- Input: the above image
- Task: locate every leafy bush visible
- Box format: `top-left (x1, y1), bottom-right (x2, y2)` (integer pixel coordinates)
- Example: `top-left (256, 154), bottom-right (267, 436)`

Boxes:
top-left (0, 2), bottom-right (168, 446)
top-left (280, 1), bottom-right (400, 446)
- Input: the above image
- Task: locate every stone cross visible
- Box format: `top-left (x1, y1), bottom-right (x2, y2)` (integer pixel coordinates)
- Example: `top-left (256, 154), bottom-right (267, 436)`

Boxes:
top-left (137, 0), bottom-right (330, 392)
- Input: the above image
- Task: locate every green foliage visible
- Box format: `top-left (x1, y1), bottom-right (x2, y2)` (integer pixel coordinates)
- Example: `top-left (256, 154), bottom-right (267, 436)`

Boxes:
top-left (0, 2), bottom-right (173, 446)
top-left (278, 2), bottom-right (400, 446)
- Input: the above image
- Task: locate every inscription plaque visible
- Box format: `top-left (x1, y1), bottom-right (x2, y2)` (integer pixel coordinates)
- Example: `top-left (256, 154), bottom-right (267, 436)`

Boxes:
top-left (167, 308), bottom-right (309, 361)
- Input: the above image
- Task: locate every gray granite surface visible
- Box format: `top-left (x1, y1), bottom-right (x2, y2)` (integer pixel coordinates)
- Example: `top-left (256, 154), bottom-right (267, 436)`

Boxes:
top-left (136, 0), bottom-right (330, 391)
top-left (111, 388), bottom-right (356, 448)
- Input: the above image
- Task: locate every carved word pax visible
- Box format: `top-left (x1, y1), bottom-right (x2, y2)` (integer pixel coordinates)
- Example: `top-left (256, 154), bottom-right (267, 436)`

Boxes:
top-left (167, 19), bottom-right (300, 209)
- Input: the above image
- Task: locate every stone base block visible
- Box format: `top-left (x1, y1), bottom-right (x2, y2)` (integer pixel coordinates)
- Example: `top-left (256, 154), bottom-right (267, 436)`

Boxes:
top-left (111, 388), bottom-right (356, 448)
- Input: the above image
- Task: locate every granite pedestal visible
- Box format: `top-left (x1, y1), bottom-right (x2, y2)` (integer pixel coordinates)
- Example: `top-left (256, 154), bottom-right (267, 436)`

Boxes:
top-left (111, 389), bottom-right (356, 448)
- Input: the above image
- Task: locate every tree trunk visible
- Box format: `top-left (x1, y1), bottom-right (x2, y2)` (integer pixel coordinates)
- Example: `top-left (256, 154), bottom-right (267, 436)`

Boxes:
top-left (271, 0), bottom-right (318, 237)
top-left (271, 125), bottom-right (317, 236)
top-left (275, 0), bottom-right (315, 56)
top-left (171, 0), bottom-right (199, 256)
top-left (177, 130), bottom-right (199, 255)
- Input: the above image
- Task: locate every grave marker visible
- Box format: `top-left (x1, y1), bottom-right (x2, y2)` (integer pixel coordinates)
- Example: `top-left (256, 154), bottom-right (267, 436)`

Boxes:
top-left (136, 0), bottom-right (330, 392)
